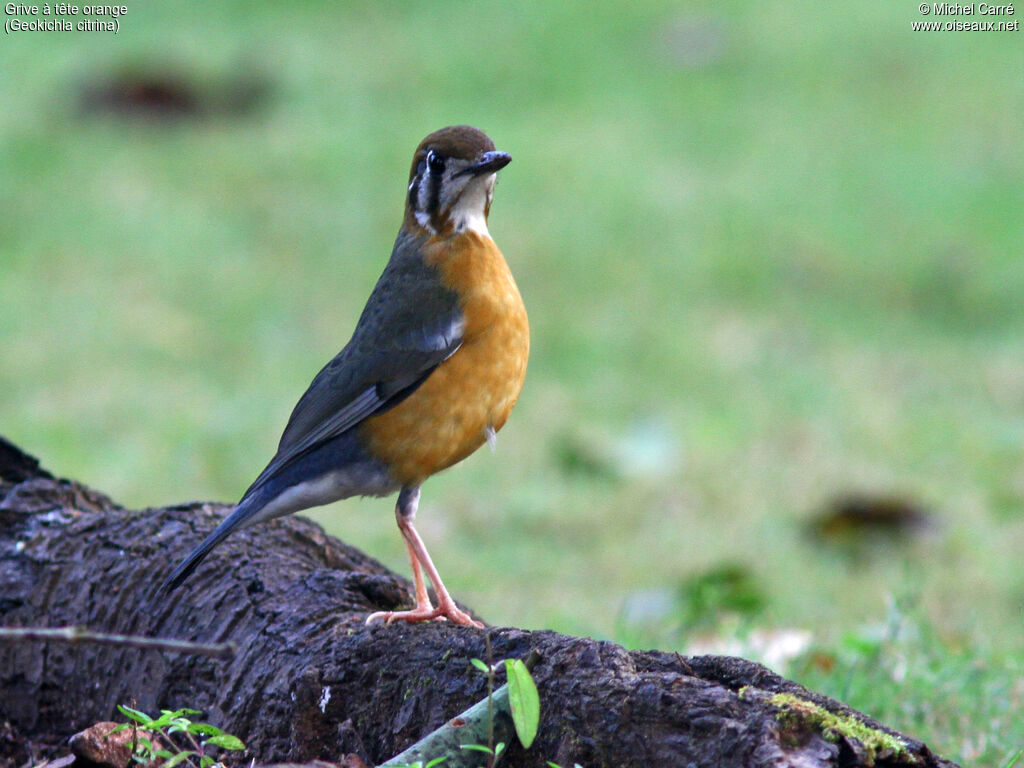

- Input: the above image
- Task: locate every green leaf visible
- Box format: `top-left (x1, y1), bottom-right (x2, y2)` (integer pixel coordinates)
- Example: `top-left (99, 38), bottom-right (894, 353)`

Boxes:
top-left (117, 705), bottom-right (154, 726)
top-left (469, 658), bottom-right (490, 674)
top-left (154, 711), bottom-right (191, 728)
top-left (505, 659), bottom-right (540, 749)
top-left (154, 750), bottom-right (174, 759)
top-left (152, 713), bottom-right (176, 725)
top-left (161, 750), bottom-right (198, 768)
top-left (186, 722), bottom-right (223, 737)
top-left (459, 744), bottom-right (494, 754)
top-left (199, 756), bottom-right (215, 768)
top-left (424, 758), bottom-right (448, 767)
top-left (109, 723), bottom-right (130, 734)
top-left (205, 733), bottom-right (245, 751)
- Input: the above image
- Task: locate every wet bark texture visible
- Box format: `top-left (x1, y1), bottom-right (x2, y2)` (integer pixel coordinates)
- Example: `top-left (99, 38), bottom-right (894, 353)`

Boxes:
top-left (0, 437), bottom-right (958, 768)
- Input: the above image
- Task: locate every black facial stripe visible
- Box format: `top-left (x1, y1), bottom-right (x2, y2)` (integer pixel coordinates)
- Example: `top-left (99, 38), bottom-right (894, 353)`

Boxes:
top-left (426, 163), bottom-right (441, 219)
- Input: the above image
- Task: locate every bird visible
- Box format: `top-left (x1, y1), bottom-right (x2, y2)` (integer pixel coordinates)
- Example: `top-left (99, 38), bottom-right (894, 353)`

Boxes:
top-left (159, 125), bottom-right (529, 627)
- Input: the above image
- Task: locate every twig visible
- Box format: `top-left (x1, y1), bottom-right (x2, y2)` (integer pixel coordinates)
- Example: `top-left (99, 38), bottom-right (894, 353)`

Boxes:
top-left (0, 625), bottom-right (236, 660)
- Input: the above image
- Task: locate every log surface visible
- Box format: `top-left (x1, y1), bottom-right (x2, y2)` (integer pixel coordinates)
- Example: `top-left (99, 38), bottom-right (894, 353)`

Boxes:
top-left (0, 436), bottom-right (958, 767)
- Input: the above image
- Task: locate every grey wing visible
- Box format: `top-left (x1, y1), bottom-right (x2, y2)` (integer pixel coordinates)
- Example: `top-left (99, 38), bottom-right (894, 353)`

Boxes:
top-left (245, 246), bottom-right (463, 494)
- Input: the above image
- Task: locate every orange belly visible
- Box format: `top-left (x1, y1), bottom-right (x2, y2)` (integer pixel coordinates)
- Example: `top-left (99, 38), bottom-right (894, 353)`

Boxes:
top-left (360, 232), bottom-right (529, 486)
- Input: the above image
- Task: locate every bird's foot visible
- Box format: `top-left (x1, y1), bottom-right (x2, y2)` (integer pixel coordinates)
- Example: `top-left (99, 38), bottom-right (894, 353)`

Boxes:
top-left (365, 600), bottom-right (483, 628)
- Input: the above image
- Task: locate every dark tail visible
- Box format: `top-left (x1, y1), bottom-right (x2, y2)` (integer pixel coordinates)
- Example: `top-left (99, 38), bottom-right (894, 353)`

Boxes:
top-left (158, 492), bottom-right (265, 593)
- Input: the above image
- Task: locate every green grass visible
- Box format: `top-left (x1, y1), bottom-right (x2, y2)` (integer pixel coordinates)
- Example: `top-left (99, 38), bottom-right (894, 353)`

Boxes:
top-left (1, 2), bottom-right (1022, 764)
top-left (793, 597), bottom-right (1024, 767)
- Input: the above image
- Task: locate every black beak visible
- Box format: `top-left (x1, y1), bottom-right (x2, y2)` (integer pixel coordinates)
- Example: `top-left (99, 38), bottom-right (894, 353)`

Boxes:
top-left (458, 150), bottom-right (512, 177)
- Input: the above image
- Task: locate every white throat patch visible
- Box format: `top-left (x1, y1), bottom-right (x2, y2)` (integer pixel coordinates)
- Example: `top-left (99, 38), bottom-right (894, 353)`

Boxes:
top-left (450, 175), bottom-right (494, 237)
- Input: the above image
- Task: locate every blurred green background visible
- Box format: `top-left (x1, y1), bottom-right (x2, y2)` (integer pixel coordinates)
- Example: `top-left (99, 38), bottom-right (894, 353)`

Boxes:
top-left (1, 1), bottom-right (1022, 763)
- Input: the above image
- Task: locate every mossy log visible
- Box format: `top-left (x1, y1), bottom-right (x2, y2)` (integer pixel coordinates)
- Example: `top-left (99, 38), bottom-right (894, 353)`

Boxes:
top-left (0, 436), bottom-right (959, 768)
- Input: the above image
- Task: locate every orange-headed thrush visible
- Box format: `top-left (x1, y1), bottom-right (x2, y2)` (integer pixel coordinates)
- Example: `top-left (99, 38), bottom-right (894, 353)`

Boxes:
top-left (160, 126), bottom-right (529, 627)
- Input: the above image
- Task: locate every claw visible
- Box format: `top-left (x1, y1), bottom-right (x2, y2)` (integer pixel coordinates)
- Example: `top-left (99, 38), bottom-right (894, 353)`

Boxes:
top-left (365, 487), bottom-right (484, 629)
top-left (365, 600), bottom-right (482, 628)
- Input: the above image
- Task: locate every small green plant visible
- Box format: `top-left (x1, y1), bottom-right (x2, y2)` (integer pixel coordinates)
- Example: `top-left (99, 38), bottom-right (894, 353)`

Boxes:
top-left (111, 705), bottom-right (245, 768)
top-left (467, 647), bottom-right (541, 767)
top-left (469, 656), bottom-right (504, 767)
top-left (460, 740), bottom-right (506, 764)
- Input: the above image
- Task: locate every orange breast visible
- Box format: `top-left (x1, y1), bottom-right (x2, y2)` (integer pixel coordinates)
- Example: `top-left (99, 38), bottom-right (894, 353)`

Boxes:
top-left (360, 232), bottom-right (529, 486)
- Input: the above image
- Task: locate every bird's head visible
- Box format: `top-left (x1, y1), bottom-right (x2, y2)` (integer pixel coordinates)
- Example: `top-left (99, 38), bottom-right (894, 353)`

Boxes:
top-left (404, 125), bottom-right (511, 238)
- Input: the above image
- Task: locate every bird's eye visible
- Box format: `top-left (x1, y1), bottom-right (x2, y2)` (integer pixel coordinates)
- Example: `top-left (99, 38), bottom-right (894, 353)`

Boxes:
top-left (427, 150), bottom-right (445, 174)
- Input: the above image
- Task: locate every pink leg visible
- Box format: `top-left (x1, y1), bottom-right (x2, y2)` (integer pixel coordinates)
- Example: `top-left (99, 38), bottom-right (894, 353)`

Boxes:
top-left (404, 535), bottom-right (433, 612)
top-left (365, 487), bottom-right (482, 628)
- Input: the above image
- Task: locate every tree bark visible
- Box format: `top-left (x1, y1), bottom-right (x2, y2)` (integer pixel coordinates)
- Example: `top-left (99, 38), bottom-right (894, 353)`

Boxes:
top-left (0, 436), bottom-right (958, 768)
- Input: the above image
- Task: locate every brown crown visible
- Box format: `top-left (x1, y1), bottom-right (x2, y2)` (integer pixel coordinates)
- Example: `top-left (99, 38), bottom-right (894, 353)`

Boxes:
top-left (408, 125), bottom-right (496, 180)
